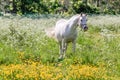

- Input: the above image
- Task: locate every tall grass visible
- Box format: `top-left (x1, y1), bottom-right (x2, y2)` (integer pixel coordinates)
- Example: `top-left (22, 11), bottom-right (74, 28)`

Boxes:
top-left (0, 15), bottom-right (120, 79)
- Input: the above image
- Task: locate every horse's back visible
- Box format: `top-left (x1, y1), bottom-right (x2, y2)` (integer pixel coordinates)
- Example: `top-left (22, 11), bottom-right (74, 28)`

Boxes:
top-left (56, 19), bottom-right (67, 25)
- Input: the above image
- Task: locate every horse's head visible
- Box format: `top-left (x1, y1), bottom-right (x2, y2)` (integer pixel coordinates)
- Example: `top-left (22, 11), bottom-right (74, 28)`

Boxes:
top-left (78, 13), bottom-right (88, 31)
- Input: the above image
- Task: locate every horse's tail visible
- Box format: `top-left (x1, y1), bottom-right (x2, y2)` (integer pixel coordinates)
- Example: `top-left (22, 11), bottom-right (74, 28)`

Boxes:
top-left (45, 27), bottom-right (55, 38)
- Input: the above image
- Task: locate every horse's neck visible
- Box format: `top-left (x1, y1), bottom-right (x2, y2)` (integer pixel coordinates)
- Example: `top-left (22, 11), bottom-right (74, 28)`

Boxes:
top-left (67, 16), bottom-right (79, 30)
top-left (67, 21), bottom-right (76, 28)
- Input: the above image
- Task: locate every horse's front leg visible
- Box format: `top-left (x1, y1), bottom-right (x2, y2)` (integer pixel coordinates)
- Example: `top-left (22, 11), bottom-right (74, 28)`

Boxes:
top-left (59, 41), bottom-right (63, 59)
top-left (59, 39), bottom-right (66, 60)
top-left (62, 39), bottom-right (66, 58)
top-left (72, 40), bottom-right (76, 53)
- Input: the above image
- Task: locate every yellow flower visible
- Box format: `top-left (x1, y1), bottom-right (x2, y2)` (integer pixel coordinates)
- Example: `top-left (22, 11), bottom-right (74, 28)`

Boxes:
top-left (0, 60), bottom-right (108, 80)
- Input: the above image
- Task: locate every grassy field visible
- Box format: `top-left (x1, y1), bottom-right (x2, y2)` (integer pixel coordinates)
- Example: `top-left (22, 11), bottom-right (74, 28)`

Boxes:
top-left (0, 14), bottom-right (120, 80)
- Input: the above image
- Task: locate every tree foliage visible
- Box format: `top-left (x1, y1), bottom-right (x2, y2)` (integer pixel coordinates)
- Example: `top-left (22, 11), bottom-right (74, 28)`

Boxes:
top-left (0, 0), bottom-right (120, 15)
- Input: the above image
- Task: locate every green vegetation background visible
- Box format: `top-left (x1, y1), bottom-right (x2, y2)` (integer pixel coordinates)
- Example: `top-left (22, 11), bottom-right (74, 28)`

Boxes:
top-left (0, 0), bottom-right (120, 15)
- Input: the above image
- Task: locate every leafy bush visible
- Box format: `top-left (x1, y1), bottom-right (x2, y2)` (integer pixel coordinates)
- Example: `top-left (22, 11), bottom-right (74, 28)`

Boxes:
top-left (72, 2), bottom-right (99, 14)
top-left (1, 0), bottom-right (120, 15)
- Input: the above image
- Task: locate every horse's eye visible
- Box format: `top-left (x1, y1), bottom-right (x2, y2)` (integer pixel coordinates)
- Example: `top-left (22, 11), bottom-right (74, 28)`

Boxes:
top-left (81, 20), bottom-right (82, 21)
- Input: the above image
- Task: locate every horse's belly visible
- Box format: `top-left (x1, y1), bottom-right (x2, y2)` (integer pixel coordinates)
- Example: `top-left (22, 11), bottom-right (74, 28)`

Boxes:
top-left (66, 39), bottom-right (74, 43)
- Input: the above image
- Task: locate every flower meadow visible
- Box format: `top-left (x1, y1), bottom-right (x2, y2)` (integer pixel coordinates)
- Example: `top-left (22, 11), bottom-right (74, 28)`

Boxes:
top-left (0, 14), bottom-right (120, 80)
top-left (0, 57), bottom-right (107, 80)
top-left (0, 51), bottom-right (109, 80)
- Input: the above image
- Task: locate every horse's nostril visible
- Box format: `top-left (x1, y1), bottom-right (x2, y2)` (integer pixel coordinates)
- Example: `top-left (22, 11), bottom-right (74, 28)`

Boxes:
top-left (84, 26), bottom-right (88, 31)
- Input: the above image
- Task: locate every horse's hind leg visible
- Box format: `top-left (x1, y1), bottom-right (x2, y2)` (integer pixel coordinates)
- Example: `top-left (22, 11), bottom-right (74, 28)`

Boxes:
top-left (72, 40), bottom-right (76, 53)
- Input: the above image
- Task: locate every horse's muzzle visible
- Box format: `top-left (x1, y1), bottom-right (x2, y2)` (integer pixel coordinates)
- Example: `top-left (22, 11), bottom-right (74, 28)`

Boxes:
top-left (81, 25), bottom-right (88, 31)
top-left (83, 26), bottom-right (88, 31)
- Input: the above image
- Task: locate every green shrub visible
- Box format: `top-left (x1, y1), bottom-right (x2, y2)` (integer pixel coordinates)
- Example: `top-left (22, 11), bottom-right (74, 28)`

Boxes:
top-left (72, 2), bottom-right (99, 14)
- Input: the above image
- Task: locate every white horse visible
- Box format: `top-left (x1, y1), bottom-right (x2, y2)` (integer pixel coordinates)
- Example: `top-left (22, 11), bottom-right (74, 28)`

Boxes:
top-left (46, 14), bottom-right (88, 59)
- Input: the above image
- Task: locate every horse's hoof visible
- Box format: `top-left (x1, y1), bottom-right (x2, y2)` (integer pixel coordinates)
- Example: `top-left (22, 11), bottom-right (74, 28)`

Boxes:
top-left (58, 58), bottom-right (63, 62)
top-left (58, 57), bottom-right (64, 62)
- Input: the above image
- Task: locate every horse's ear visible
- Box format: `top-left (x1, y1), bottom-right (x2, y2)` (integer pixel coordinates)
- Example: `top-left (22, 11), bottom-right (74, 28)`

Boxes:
top-left (80, 13), bottom-right (87, 16)
top-left (80, 12), bottom-right (83, 16)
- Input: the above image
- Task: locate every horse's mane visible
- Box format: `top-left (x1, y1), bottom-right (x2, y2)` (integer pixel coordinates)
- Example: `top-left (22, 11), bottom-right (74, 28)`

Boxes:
top-left (68, 14), bottom-right (80, 21)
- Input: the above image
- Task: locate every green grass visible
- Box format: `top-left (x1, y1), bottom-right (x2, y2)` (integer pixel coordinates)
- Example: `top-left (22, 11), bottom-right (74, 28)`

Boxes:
top-left (0, 14), bottom-right (120, 79)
